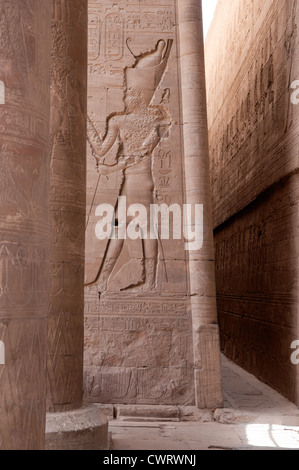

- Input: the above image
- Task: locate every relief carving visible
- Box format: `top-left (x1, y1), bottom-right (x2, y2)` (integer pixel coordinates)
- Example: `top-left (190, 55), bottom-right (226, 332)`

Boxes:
top-left (87, 39), bottom-right (173, 294)
top-left (105, 13), bottom-right (124, 60)
top-left (0, 242), bottom-right (48, 308)
top-left (0, 2), bottom-right (28, 92)
top-left (0, 81), bottom-right (4, 104)
top-left (126, 9), bottom-right (174, 33)
top-left (0, 0), bottom-right (51, 450)
top-left (47, 0), bottom-right (87, 413)
top-left (0, 145), bottom-right (29, 216)
top-left (84, 0), bottom-right (198, 407)
top-left (89, 12), bottom-right (101, 60)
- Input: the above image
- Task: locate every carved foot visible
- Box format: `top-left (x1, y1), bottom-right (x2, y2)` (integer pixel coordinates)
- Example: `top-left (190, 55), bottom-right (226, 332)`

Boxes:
top-left (126, 259), bottom-right (157, 295)
top-left (108, 258), bottom-right (145, 292)
top-left (98, 258), bottom-right (117, 294)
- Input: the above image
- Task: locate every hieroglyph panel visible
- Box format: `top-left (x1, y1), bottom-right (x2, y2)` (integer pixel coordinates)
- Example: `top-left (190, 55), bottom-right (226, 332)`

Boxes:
top-left (0, 0), bottom-right (50, 449)
top-left (84, 0), bottom-right (195, 405)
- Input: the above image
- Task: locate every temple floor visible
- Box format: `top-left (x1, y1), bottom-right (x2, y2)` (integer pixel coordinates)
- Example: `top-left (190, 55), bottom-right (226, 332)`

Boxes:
top-left (108, 355), bottom-right (299, 450)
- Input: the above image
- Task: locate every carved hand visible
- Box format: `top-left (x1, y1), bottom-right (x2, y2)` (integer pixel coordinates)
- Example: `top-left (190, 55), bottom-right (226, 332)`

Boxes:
top-left (98, 159), bottom-right (126, 176)
top-left (98, 164), bottom-right (110, 176)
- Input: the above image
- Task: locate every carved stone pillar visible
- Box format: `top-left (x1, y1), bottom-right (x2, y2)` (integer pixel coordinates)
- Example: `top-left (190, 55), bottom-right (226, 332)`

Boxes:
top-left (47, 0), bottom-right (87, 414)
top-left (83, 0), bottom-right (223, 413)
top-left (0, 1), bottom-right (51, 450)
top-left (178, 0), bottom-right (223, 408)
top-left (45, 0), bottom-right (108, 450)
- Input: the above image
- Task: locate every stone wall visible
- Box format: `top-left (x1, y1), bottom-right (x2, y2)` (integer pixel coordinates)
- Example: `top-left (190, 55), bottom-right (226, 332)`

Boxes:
top-left (85, 0), bottom-right (194, 406)
top-left (47, 0), bottom-right (87, 414)
top-left (83, 0), bottom-right (222, 408)
top-left (205, 0), bottom-right (299, 403)
top-left (0, 1), bottom-right (51, 449)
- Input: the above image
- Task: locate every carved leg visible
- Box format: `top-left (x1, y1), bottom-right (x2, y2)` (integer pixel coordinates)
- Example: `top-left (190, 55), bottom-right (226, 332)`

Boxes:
top-left (98, 258), bottom-right (118, 293)
top-left (97, 236), bottom-right (124, 294)
top-left (107, 237), bottom-right (145, 292)
top-left (142, 257), bottom-right (157, 291)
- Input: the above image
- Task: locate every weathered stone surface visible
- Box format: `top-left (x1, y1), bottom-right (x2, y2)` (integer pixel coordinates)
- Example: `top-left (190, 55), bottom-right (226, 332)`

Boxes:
top-left (85, 365), bottom-right (195, 406)
top-left (206, 0), bottom-right (299, 228)
top-left (215, 178), bottom-right (299, 403)
top-left (47, 0), bottom-right (88, 413)
top-left (93, 403), bottom-right (115, 421)
top-left (0, 1), bottom-right (51, 450)
top-left (46, 0), bottom-right (108, 452)
top-left (205, 0), bottom-right (299, 404)
top-left (178, 407), bottom-right (214, 423)
top-left (213, 409), bottom-right (255, 425)
top-left (115, 404), bottom-right (180, 422)
top-left (85, 0), bottom-right (193, 405)
top-left (45, 405), bottom-right (109, 450)
top-left (177, 0), bottom-right (223, 409)
top-left (84, 0), bottom-right (222, 409)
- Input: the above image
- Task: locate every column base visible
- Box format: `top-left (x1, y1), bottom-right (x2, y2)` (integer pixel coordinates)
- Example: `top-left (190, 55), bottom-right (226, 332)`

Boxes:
top-left (45, 404), bottom-right (109, 450)
top-left (193, 325), bottom-right (224, 409)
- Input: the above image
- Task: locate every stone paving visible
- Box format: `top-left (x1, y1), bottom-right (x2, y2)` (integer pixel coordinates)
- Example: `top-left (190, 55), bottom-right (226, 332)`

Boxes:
top-left (108, 355), bottom-right (299, 450)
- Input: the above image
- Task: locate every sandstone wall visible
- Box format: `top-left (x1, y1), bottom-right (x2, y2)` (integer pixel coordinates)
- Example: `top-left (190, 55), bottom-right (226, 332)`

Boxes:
top-left (83, 0), bottom-right (222, 408)
top-left (205, 0), bottom-right (299, 403)
top-left (0, 1), bottom-right (51, 449)
top-left (47, 0), bottom-right (87, 414)
top-left (84, 0), bottom-right (194, 406)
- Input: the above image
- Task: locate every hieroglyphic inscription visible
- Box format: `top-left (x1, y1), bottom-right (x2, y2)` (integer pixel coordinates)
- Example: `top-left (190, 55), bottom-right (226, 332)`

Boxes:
top-left (105, 13), bottom-right (124, 60)
top-left (126, 8), bottom-right (174, 32)
top-left (0, 243), bottom-right (48, 310)
top-left (0, 0), bottom-right (50, 450)
top-left (98, 298), bottom-right (188, 316)
top-left (84, 0), bottom-right (193, 406)
top-left (127, 0), bottom-right (173, 5)
top-left (48, 0), bottom-right (87, 413)
top-left (0, 81), bottom-right (4, 104)
top-left (89, 10), bottom-right (101, 59)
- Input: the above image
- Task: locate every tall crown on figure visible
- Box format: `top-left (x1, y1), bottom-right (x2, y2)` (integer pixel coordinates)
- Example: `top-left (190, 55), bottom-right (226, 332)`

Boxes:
top-left (125, 39), bottom-right (173, 106)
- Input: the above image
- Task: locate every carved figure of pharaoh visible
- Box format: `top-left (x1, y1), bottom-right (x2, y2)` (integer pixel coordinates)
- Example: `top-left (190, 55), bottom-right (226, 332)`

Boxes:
top-left (87, 39), bottom-right (173, 295)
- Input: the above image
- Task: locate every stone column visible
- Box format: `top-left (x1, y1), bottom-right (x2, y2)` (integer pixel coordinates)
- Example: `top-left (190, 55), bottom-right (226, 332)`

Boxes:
top-left (178, 0), bottom-right (223, 408)
top-left (45, 0), bottom-right (108, 450)
top-left (47, 0), bottom-right (86, 414)
top-left (290, 0), bottom-right (299, 409)
top-left (0, 1), bottom-right (51, 449)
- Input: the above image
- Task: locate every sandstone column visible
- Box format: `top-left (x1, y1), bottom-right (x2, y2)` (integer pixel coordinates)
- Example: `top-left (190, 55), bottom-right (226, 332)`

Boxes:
top-left (45, 0), bottom-right (108, 450)
top-left (0, 1), bottom-right (51, 449)
top-left (47, 0), bottom-right (86, 414)
top-left (178, 0), bottom-right (223, 408)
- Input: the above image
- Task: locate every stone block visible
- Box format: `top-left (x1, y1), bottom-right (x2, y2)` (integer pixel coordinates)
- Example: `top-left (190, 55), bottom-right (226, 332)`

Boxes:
top-left (45, 405), bottom-right (109, 450)
top-left (115, 405), bottom-right (180, 422)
